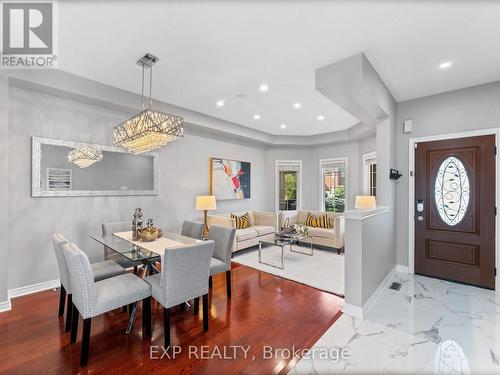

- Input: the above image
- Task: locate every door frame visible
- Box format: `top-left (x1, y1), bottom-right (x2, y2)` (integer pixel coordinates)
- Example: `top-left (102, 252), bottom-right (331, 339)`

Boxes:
top-left (408, 128), bottom-right (500, 290)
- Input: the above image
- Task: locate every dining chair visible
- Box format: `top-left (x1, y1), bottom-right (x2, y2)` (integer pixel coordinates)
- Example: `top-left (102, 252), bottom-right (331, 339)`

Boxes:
top-left (144, 241), bottom-right (215, 347)
top-left (208, 225), bottom-right (236, 297)
top-left (62, 242), bottom-right (152, 367)
top-left (52, 234), bottom-right (126, 332)
top-left (181, 220), bottom-right (205, 240)
top-left (193, 225), bottom-right (235, 314)
top-left (102, 221), bottom-right (143, 273)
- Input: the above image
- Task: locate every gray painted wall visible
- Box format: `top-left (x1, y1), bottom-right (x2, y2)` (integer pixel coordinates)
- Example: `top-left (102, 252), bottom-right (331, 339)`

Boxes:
top-left (0, 75), bottom-right (9, 303)
top-left (344, 210), bottom-right (393, 308)
top-left (6, 86), bottom-right (269, 291)
top-left (395, 81), bottom-right (500, 266)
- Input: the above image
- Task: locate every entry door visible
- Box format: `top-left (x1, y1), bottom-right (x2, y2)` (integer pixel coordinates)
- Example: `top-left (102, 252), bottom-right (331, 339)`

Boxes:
top-left (414, 135), bottom-right (496, 289)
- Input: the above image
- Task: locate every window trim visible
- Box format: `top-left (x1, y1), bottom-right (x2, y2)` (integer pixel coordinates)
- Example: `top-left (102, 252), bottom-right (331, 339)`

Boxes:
top-left (275, 160), bottom-right (302, 212)
top-left (362, 151), bottom-right (377, 196)
top-left (319, 157), bottom-right (348, 212)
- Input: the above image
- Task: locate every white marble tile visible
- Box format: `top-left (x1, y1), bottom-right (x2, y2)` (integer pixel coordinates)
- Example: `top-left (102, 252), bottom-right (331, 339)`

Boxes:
top-left (382, 330), bottom-right (437, 374)
top-left (291, 272), bottom-right (500, 375)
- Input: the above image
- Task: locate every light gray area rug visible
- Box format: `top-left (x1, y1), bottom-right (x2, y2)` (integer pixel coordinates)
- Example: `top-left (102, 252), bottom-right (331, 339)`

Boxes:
top-left (232, 245), bottom-right (344, 296)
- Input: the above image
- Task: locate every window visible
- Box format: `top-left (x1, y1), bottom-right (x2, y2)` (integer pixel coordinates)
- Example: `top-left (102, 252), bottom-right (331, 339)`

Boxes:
top-left (363, 151), bottom-right (377, 197)
top-left (434, 156), bottom-right (470, 226)
top-left (275, 161), bottom-right (301, 211)
top-left (320, 158), bottom-right (347, 213)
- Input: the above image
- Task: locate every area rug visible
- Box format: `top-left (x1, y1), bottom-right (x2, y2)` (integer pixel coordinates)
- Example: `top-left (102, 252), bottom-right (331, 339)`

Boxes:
top-left (232, 245), bottom-right (344, 296)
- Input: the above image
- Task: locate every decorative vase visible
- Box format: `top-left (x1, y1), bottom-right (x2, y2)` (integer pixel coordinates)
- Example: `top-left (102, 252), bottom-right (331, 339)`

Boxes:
top-left (132, 208), bottom-right (143, 241)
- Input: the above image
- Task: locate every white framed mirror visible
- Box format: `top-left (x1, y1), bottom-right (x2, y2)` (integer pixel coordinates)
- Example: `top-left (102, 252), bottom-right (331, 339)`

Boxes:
top-left (32, 137), bottom-right (158, 197)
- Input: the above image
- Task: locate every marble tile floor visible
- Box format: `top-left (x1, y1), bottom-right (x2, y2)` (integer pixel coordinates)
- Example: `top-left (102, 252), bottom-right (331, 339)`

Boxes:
top-left (291, 272), bottom-right (500, 374)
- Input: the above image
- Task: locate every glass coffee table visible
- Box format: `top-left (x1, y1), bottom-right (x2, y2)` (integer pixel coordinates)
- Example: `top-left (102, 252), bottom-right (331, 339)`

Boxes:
top-left (258, 234), bottom-right (314, 269)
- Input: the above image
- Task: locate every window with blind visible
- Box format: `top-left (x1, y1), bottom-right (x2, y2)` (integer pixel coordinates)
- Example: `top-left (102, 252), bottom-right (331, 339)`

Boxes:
top-left (275, 161), bottom-right (301, 211)
top-left (320, 159), bottom-right (347, 213)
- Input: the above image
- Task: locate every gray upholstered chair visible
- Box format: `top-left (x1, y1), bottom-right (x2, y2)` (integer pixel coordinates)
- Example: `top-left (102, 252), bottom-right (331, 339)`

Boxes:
top-left (208, 225), bottom-right (236, 297)
top-left (51, 234), bottom-right (125, 332)
top-left (181, 220), bottom-right (204, 240)
top-left (144, 241), bottom-right (215, 347)
top-left (102, 221), bottom-right (143, 273)
top-left (62, 242), bottom-right (152, 367)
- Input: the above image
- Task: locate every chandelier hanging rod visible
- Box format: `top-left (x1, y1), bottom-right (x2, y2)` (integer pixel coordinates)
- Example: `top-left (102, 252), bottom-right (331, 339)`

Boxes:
top-left (137, 53), bottom-right (159, 110)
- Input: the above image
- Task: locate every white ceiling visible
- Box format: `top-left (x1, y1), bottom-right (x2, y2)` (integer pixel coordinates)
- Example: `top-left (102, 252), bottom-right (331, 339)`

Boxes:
top-left (58, 1), bottom-right (500, 136)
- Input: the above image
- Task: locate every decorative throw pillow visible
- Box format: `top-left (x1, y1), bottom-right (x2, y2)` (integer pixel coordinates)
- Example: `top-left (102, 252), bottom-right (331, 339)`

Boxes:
top-left (305, 212), bottom-right (332, 229)
top-left (231, 212), bottom-right (251, 229)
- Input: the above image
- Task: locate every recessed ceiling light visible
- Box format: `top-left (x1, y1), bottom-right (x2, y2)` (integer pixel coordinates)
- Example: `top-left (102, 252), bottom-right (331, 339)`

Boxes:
top-left (254, 114), bottom-right (261, 120)
top-left (439, 61), bottom-right (452, 69)
top-left (216, 99), bottom-right (225, 107)
top-left (259, 83), bottom-right (269, 92)
top-left (293, 102), bottom-right (301, 109)
top-left (317, 115), bottom-right (325, 121)
top-left (280, 124), bottom-right (287, 129)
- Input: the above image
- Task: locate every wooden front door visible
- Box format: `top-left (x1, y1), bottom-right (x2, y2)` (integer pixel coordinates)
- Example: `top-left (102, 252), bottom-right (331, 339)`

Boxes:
top-left (414, 135), bottom-right (496, 289)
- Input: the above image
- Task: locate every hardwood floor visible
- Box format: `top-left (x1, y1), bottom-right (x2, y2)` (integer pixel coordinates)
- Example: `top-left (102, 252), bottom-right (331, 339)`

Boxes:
top-left (0, 263), bottom-right (343, 375)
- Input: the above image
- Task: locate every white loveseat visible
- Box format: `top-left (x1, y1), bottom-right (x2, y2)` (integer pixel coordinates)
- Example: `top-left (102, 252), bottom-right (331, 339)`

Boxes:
top-left (282, 210), bottom-right (345, 253)
top-left (207, 211), bottom-right (279, 253)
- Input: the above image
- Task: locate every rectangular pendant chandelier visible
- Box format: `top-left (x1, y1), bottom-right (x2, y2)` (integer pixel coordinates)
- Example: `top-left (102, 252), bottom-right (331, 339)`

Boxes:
top-left (113, 108), bottom-right (184, 154)
top-left (113, 53), bottom-right (184, 154)
top-left (68, 147), bottom-right (103, 168)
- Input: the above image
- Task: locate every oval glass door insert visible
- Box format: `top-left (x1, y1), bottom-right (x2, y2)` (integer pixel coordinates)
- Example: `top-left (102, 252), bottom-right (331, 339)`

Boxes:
top-left (434, 156), bottom-right (470, 226)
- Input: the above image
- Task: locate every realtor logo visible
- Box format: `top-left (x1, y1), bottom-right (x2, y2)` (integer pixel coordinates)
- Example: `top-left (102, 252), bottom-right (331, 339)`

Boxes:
top-left (1, 1), bottom-right (57, 68)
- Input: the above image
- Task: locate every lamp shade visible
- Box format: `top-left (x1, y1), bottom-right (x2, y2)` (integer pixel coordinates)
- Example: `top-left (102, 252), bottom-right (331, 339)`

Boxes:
top-left (355, 195), bottom-right (376, 210)
top-left (196, 195), bottom-right (217, 211)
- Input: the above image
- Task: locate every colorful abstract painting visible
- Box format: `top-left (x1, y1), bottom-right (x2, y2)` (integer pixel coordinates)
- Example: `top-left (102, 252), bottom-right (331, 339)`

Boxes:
top-left (210, 158), bottom-right (251, 200)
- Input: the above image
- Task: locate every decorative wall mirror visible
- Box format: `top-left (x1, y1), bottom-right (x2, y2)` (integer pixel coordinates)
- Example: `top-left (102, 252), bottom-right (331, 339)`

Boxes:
top-left (32, 137), bottom-right (158, 197)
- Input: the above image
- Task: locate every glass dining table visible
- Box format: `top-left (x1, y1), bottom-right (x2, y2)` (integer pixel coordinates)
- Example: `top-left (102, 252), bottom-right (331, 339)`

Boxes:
top-left (90, 231), bottom-right (202, 334)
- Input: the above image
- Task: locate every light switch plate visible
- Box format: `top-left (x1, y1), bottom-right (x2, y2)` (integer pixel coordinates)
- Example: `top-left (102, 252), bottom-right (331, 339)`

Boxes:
top-left (403, 119), bottom-right (412, 133)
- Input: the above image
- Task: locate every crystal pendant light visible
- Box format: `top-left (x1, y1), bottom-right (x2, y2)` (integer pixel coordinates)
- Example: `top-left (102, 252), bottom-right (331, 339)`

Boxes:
top-left (68, 147), bottom-right (103, 168)
top-left (113, 53), bottom-right (184, 154)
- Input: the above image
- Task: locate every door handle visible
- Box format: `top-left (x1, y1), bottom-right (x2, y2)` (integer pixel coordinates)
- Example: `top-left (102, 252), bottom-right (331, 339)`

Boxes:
top-left (417, 215), bottom-right (424, 222)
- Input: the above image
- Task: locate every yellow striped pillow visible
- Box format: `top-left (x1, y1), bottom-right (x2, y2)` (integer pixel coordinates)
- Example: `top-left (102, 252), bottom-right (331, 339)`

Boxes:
top-left (231, 212), bottom-right (251, 229)
top-left (305, 212), bottom-right (331, 229)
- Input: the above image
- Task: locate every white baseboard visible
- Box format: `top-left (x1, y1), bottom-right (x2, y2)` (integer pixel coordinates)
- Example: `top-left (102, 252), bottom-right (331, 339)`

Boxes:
top-left (342, 303), bottom-right (363, 318)
top-left (342, 265), bottom-right (398, 320)
top-left (8, 279), bottom-right (60, 299)
top-left (0, 300), bottom-right (11, 313)
top-left (0, 279), bottom-right (61, 313)
top-left (396, 264), bottom-right (409, 273)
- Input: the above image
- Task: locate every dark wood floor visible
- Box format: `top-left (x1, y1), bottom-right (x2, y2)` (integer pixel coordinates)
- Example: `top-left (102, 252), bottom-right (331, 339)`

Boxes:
top-left (0, 263), bottom-right (343, 375)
